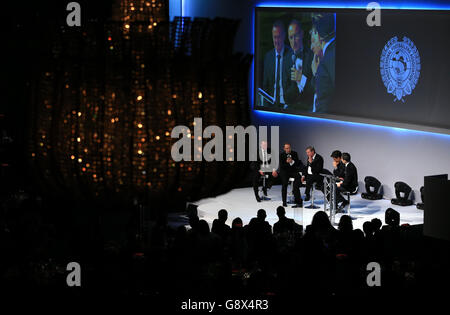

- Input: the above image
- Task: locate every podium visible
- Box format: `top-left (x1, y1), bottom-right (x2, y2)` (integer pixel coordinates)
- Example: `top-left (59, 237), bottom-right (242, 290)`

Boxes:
top-left (258, 88), bottom-right (274, 106)
top-left (321, 172), bottom-right (339, 224)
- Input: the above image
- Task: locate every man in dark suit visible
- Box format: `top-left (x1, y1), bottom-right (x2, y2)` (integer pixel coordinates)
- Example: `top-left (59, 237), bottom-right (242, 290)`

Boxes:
top-left (330, 150), bottom-right (345, 179)
top-left (302, 146), bottom-right (324, 201)
top-left (275, 143), bottom-right (304, 207)
top-left (263, 20), bottom-right (293, 108)
top-left (336, 152), bottom-right (358, 211)
top-left (284, 19), bottom-right (315, 111)
top-left (311, 13), bottom-right (335, 113)
top-left (251, 140), bottom-right (278, 202)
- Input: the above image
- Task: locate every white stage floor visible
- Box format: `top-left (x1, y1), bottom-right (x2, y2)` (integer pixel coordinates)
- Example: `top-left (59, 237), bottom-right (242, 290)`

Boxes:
top-left (194, 185), bottom-right (424, 231)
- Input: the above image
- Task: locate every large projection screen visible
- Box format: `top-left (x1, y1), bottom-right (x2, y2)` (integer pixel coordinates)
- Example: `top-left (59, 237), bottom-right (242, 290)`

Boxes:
top-left (254, 7), bottom-right (450, 134)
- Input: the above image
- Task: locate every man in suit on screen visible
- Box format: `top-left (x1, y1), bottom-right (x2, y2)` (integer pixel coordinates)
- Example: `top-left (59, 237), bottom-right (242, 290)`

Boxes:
top-left (310, 13), bottom-right (335, 113)
top-left (263, 20), bottom-right (293, 108)
top-left (284, 19), bottom-right (315, 111)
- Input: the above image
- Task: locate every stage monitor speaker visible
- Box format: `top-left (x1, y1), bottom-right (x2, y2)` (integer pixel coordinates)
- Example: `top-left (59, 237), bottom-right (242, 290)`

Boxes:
top-left (423, 174), bottom-right (450, 241)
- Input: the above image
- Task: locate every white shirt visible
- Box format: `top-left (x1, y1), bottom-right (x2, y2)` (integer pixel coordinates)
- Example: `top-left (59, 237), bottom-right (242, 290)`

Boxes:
top-left (261, 148), bottom-right (267, 167)
top-left (292, 52), bottom-right (308, 94)
top-left (274, 47), bottom-right (285, 104)
top-left (307, 153), bottom-right (316, 175)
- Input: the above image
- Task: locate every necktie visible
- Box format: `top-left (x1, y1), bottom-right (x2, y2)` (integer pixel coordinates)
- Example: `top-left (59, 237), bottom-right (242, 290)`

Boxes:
top-left (275, 54), bottom-right (281, 105)
top-left (262, 150), bottom-right (266, 167)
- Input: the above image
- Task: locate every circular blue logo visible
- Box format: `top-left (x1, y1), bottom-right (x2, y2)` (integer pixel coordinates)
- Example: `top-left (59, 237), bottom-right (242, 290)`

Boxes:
top-left (380, 36), bottom-right (420, 102)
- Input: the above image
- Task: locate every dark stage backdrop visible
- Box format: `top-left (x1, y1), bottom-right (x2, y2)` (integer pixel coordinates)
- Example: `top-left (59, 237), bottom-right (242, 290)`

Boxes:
top-left (14, 1), bottom-right (252, 205)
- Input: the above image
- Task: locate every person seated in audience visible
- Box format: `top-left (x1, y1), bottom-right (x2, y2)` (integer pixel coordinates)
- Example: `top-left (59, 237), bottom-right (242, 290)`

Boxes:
top-left (211, 209), bottom-right (231, 240)
top-left (273, 206), bottom-right (297, 235)
top-left (336, 215), bottom-right (364, 259)
top-left (336, 152), bottom-right (358, 212)
top-left (246, 209), bottom-right (273, 263)
top-left (229, 217), bottom-right (248, 268)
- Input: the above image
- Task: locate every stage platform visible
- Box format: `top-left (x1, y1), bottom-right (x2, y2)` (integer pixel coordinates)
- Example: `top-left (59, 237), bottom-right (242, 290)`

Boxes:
top-left (194, 185), bottom-right (423, 231)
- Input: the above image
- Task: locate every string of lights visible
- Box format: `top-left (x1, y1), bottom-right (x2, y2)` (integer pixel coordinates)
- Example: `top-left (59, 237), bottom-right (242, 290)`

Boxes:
top-left (29, 0), bottom-right (252, 204)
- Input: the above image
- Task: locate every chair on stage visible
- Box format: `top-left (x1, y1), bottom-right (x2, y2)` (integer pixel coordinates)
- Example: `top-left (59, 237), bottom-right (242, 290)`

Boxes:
top-left (258, 173), bottom-right (272, 200)
top-left (416, 186), bottom-right (425, 210)
top-left (391, 181), bottom-right (413, 206)
top-left (287, 177), bottom-right (295, 204)
top-left (361, 176), bottom-right (383, 200)
top-left (305, 182), bottom-right (320, 209)
top-left (343, 186), bottom-right (359, 216)
top-left (287, 171), bottom-right (304, 204)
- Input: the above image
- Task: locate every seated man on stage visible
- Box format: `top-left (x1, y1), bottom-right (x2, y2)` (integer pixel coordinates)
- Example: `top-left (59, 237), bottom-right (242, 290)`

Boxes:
top-left (302, 146), bottom-right (324, 201)
top-left (275, 143), bottom-right (304, 208)
top-left (336, 152), bottom-right (358, 212)
top-left (331, 150), bottom-right (345, 179)
top-left (251, 140), bottom-right (278, 202)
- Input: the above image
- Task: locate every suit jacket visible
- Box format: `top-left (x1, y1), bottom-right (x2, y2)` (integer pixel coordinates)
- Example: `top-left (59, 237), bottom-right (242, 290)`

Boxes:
top-left (279, 150), bottom-right (304, 174)
top-left (315, 40), bottom-right (335, 113)
top-left (263, 45), bottom-right (293, 107)
top-left (284, 47), bottom-right (315, 111)
top-left (333, 161), bottom-right (346, 178)
top-left (342, 162), bottom-right (358, 192)
top-left (306, 153), bottom-right (324, 176)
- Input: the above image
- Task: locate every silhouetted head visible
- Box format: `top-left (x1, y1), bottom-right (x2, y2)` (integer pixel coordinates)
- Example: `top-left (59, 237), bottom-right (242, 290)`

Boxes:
top-left (311, 211), bottom-right (333, 232)
top-left (276, 206), bottom-right (286, 218)
top-left (371, 218), bottom-right (382, 231)
top-left (385, 208), bottom-right (400, 227)
top-left (189, 215), bottom-right (199, 230)
top-left (218, 209), bottom-right (228, 222)
top-left (232, 217), bottom-right (243, 229)
top-left (363, 221), bottom-right (374, 237)
top-left (257, 209), bottom-right (267, 220)
top-left (338, 215), bottom-right (353, 233)
top-left (198, 219), bottom-right (210, 236)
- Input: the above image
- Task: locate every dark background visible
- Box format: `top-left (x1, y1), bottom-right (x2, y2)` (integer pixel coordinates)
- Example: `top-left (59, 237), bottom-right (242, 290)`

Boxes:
top-left (333, 9), bottom-right (450, 130)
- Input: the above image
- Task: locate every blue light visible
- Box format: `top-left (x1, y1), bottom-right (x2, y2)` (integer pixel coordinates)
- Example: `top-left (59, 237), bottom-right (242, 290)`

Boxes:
top-left (253, 110), bottom-right (450, 139)
top-left (255, 1), bottom-right (450, 10)
top-left (251, 1), bottom-right (450, 137)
